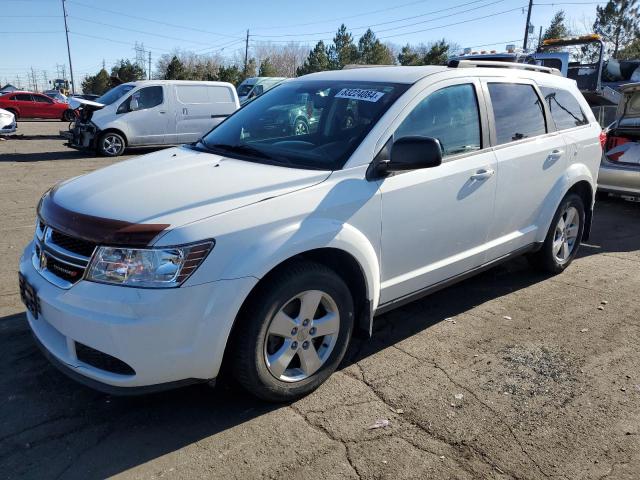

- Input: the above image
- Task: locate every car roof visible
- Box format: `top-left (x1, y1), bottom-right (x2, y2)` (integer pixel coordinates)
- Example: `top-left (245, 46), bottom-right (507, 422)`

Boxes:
top-left (122, 80), bottom-right (235, 87)
top-left (296, 65), bottom-right (578, 89)
top-left (299, 66), bottom-right (447, 84)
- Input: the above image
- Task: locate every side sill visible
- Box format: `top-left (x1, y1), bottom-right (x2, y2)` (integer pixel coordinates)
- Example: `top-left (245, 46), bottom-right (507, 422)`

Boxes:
top-left (374, 243), bottom-right (540, 317)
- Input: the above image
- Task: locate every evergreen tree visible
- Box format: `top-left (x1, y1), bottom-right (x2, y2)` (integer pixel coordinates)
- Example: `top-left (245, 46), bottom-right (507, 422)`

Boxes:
top-left (164, 56), bottom-right (187, 80)
top-left (619, 37), bottom-right (640, 59)
top-left (593, 0), bottom-right (640, 58)
top-left (111, 59), bottom-right (145, 82)
top-left (81, 68), bottom-right (111, 95)
top-left (542, 10), bottom-right (569, 41)
top-left (258, 57), bottom-right (278, 76)
top-left (217, 65), bottom-right (241, 85)
top-left (423, 40), bottom-right (450, 65)
top-left (328, 24), bottom-right (358, 69)
top-left (296, 41), bottom-right (330, 75)
top-left (398, 44), bottom-right (422, 66)
top-left (357, 29), bottom-right (394, 65)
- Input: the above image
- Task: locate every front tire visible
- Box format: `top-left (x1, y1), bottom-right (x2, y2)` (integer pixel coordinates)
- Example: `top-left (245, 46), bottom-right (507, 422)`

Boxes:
top-left (528, 193), bottom-right (585, 273)
top-left (98, 131), bottom-right (126, 157)
top-left (231, 261), bottom-right (354, 402)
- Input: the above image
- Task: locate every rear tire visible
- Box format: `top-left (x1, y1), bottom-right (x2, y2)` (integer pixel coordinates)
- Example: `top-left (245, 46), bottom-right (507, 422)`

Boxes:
top-left (528, 193), bottom-right (585, 274)
top-left (97, 131), bottom-right (126, 157)
top-left (230, 260), bottom-right (354, 402)
top-left (62, 110), bottom-right (75, 122)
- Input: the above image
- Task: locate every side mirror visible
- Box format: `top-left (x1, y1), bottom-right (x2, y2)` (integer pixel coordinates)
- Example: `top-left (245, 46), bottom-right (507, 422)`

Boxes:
top-left (375, 136), bottom-right (442, 176)
top-left (130, 97), bottom-right (139, 111)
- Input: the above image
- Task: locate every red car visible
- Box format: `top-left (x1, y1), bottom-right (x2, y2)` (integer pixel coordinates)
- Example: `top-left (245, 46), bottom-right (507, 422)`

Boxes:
top-left (0, 91), bottom-right (75, 121)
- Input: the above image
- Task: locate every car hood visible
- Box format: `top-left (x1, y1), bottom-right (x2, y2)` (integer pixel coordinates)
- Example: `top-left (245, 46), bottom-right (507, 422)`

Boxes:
top-left (40, 146), bottom-right (331, 243)
top-left (68, 97), bottom-right (105, 111)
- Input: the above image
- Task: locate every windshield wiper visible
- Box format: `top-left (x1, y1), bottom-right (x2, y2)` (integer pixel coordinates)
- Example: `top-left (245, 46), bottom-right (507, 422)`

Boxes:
top-left (205, 142), bottom-right (272, 160)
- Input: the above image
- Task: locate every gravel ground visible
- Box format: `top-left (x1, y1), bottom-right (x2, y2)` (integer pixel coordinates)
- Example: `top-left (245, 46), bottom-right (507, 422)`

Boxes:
top-left (1, 121), bottom-right (639, 480)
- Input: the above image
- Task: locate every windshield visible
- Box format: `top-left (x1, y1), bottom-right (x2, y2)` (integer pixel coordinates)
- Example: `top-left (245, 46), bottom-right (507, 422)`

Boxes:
top-left (201, 80), bottom-right (408, 170)
top-left (237, 83), bottom-right (254, 96)
top-left (96, 84), bottom-right (135, 105)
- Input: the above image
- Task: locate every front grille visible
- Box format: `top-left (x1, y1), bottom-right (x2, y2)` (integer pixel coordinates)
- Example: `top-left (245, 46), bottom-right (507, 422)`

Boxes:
top-left (44, 254), bottom-right (84, 283)
top-left (75, 342), bottom-right (135, 376)
top-left (50, 229), bottom-right (96, 257)
top-left (33, 223), bottom-right (95, 288)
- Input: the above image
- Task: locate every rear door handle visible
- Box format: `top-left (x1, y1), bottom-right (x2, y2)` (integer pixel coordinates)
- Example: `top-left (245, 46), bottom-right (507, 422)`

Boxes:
top-left (470, 168), bottom-right (495, 181)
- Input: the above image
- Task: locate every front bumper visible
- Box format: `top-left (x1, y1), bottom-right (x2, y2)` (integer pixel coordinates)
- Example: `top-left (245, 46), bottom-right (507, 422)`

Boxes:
top-left (0, 119), bottom-right (16, 134)
top-left (19, 242), bottom-right (258, 393)
top-left (61, 121), bottom-right (98, 150)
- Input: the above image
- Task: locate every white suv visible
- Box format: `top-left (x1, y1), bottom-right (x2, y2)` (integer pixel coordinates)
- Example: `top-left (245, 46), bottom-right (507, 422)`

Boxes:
top-left (19, 63), bottom-right (602, 401)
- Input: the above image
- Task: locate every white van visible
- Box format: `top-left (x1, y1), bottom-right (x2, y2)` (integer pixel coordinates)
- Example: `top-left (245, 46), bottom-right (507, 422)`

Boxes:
top-left (64, 80), bottom-right (239, 156)
top-left (237, 77), bottom-right (286, 103)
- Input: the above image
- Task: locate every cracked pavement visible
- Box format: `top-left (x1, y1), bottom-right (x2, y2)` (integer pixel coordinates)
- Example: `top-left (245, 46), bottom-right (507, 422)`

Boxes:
top-left (1, 122), bottom-right (639, 479)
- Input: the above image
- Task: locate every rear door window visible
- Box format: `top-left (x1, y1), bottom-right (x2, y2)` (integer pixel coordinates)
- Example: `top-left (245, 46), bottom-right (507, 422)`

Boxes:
top-left (540, 86), bottom-right (588, 130)
top-left (34, 95), bottom-right (53, 103)
top-left (15, 94), bottom-right (33, 102)
top-left (395, 83), bottom-right (482, 157)
top-left (488, 83), bottom-right (546, 145)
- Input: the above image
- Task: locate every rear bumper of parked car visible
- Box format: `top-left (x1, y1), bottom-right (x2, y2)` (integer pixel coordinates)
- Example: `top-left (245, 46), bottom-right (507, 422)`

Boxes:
top-left (19, 242), bottom-right (258, 394)
top-left (598, 160), bottom-right (640, 199)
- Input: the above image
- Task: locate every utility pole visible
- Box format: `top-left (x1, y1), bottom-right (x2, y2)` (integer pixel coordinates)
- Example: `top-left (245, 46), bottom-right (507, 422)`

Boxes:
top-left (42, 70), bottom-right (48, 89)
top-left (538, 25), bottom-right (543, 49)
top-left (31, 67), bottom-right (38, 91)
top-left (61, 0), bottom-right (75, 93)
top-left (243, 29), bottom-right (250, 76)
top-left (148, 51), bottom-right (152, 80)
top-left (523, 0), bottom-right (534, 50)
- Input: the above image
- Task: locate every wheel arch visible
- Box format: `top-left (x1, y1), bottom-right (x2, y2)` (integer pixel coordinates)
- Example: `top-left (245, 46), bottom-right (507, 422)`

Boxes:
top-left (536, 164), bottom-right (596, 243)
top-left (565, 180), bottom-right (594, 241)
top-left (99, 128), bottom-right (128, 146)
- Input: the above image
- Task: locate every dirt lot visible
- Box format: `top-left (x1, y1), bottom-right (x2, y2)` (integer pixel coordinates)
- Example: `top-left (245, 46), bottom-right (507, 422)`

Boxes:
top-left (1, 121), bottom-right (639, 480)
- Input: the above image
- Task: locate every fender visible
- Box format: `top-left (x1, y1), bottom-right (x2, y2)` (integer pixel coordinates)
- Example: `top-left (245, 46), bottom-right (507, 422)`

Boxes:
top-left (218, 218), bottom-right (381, 312)
top-left (535, 162), bottom-right (595, 243)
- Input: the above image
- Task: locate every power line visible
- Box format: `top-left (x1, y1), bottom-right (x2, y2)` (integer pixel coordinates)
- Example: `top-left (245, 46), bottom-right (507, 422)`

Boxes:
top-left (254, 0), bottom-right (446, 30)
top-left (252, 0), bottom-right (506, 37)
top-left (68, 15), bottom-right (221, 46)
top-left (379, 5), bottom-right (527, 39)
top-left (67, 0), bottom-right (244, 40)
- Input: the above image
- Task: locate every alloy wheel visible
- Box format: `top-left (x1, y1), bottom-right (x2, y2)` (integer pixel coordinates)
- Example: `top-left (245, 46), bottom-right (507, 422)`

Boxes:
top-left (102, 135), bottom-right (123, 155)
top-left (263, 290), bottom-right (340, 382)
top-left (553, 206), bottom-right (580, 263)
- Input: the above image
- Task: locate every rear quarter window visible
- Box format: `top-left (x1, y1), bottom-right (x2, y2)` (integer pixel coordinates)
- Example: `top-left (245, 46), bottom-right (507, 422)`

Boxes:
top-left (540, 86), bottom-right (588, 130)
top-left (176, 85), bottom-right (209, 104)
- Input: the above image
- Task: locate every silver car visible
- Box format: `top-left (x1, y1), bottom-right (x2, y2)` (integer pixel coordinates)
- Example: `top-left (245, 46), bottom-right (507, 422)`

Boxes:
top-left (599, 83), bottom-right (640, 201)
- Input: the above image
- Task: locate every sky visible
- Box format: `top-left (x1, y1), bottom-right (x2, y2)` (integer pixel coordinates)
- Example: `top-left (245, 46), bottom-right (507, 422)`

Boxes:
top-left (1, 0), bottom-right (606, 90)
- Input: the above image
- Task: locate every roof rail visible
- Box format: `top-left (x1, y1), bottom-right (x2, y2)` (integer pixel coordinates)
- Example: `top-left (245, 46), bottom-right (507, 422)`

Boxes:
top-left (342, 64), bottom-right (395, 70)
top-left (448, 59), bottom-right (562, 76)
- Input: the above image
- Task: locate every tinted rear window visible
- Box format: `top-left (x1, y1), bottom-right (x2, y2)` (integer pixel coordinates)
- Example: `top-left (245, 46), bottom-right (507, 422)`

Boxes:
top-left (488, 83), bottom-right (546, 145)
top-left (540, 86), bottom-right (588, 130)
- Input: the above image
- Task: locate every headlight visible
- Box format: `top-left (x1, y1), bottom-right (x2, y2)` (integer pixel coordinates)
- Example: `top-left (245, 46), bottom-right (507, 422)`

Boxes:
top-left (85, 241), bottom-right (214, 288)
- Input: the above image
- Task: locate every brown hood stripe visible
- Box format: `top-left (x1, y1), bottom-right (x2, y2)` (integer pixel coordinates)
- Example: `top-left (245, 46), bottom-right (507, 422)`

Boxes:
top-left (38, 191), bottom-right (169, 247)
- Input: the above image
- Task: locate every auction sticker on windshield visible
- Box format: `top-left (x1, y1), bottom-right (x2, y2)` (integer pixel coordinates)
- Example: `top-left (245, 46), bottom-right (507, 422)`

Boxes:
top-left (335, 88), bottom-right (385, 102)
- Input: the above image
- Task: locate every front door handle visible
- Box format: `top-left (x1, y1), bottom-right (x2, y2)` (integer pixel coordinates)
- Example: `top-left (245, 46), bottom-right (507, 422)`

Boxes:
top-left (548, 149), bottom-right (564, 159)
top-left (470, 168), bottom-right (495, 181)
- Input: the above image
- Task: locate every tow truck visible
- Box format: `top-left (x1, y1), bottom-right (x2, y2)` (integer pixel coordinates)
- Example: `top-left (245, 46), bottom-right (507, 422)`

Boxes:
top-left (452, 34), bottom-right (640, 127)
